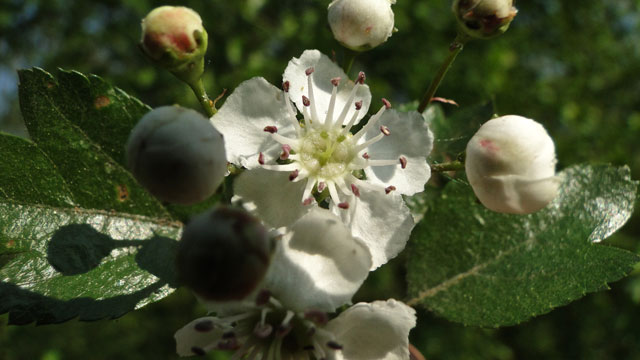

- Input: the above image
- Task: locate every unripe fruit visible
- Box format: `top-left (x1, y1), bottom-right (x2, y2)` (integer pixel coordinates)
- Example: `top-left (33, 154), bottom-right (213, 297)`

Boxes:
top-left (140, 6), bottom-right (208, 84)
top-left (465, 115), bottom-right (559, 214)
top-left (175, 206), bottom-right (273, 302)
top-left (328, 0), bottom-right (396, 51)
top-left (126, 106), bottom-right (226, 205)
top-left (452, 0), bottom-right (518, 39)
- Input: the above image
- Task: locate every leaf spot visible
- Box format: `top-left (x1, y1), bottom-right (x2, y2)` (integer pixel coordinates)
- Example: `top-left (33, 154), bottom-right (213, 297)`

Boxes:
top-left (94, 95), bottom-right (111, 109)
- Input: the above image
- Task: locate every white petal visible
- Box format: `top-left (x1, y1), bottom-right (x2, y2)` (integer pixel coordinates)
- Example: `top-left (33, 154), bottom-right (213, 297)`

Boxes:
top-left (332, 187), bottom-right (413, 270)
top-left (211, 77), bottom-right (294, 168)
top-left (264, 207), bottom-right (372, 312)
top-left (363, 110), bottom-right (433, 195)
top-left (283, 49), bottom-right (371, 126)
top-left (326, 299), bottom-right (416, 360)
top-left (234, 168), bottom-right (310, 228)
top-left (174, 316), bottom-right (224, 357)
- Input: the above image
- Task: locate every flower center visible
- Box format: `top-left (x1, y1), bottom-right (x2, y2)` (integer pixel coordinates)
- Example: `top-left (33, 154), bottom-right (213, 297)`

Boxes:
top-left (299, 127), bottom-right (354, 180)
top-left (260, 68), bottom-right (404, 208)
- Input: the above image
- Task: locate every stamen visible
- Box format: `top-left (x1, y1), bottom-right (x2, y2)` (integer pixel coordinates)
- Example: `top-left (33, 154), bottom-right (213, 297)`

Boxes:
top-left (356, 71), bottom-right (366, 84)
top-left (277, 311), bottom-right (295, 337)
top-left (350, 183), bottom-right (360, 197)
top-left (280, 144), bottom-right (291, 160)
top-left (271, 133), bottom-right (300, 148)
top-left (302, 95), bottom-right (311, 107)
top-left (305, 67), bottom-right (315, 76)
top-left (289, 169), bottom-right (299, 181)
top-left (354, 132), bottom-right (385, 153)
top-left (258, 152), bottom-right (265, 165)
top-left (317, 182), bottom-right (327, 193)
top-left (362, 152), bottom-right (370, 159)
top-left (302, 178), bottom-right (316, 203)
top-left (306, 69), bottom-right (320, 122)
top-left (264, 125), bottom-right (278, 133)
top-left (385, 185), bottom-right (397, 194)
top-left (355, 100), bottom-right (363, 110)
top-left (380, 125), bottom-right (391, 136)
top-left (339, 107), bottom-right (360, 136)
top-left (260, 163), bottom-right (299, 172)
top-left (399, 156), bottom-right (408, 169)
top-left (325, 79), bottom-right (339, 129)
top-left (382, 98), bottom-right (392, 109)
top-left (282, 81), bottom-right (290, 92)
top-left (338, 202), bottom-right (349, 209)
top-left (351, 104), bottom-right (386, 143)
top-left (326, 341), bottom-right (344, 350)
top-left (331, 77), bottom-right (341, 87)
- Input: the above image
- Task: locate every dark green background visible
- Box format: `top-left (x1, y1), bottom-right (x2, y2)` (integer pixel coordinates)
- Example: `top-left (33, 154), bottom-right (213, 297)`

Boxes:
top-left (1, 0), bottom-right (640, 359)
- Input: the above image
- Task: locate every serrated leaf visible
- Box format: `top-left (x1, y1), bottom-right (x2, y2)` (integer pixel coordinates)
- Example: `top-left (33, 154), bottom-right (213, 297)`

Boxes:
top-left (406, 164), bottom-right (640, 327)
top-left (18, 68), bottom-right (169, 218)
top-left (0, 133), bottom-right (74, 207)
top-left (0, 202), bottom-right (181, 325)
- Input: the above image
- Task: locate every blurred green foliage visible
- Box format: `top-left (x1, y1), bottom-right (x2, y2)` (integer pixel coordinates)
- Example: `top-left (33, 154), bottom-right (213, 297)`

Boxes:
top-left (1, 0), bottom-right (640, 359)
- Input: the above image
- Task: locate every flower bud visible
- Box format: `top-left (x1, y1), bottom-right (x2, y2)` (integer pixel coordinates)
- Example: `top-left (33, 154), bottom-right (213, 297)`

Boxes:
top-left (452, 0), bottom-right (518, 39)
top-left (140, 6), bottom-right (208, 84)
top-left (327, 0), bottom-right (396, 51)
top-left (465, 115), bottom-right (559, 214)
top-left (175, 206), bottom-right (273, 302)
top-left (126, 105), bottom-right (226, 205)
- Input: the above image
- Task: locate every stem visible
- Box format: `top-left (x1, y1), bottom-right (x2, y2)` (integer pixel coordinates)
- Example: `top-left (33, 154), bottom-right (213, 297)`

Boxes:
top-left (188, 79), bottom-right (216, 117)
top-left (431, 160), bottom-right (465, 173)
top-left (342, 48), bottom-right (358, 76)
top-left (417, 33), bottom-right (470, 114)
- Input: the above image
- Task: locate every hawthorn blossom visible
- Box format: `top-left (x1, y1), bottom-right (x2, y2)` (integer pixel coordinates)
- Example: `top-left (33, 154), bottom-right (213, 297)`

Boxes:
top-left (212, 50), bottom-right (433, 269)
top-left (175, 207), bottom-right (416, 359)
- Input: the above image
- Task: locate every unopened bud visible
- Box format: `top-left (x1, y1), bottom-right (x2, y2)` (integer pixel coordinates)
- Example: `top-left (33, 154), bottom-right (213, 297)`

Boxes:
top-left (465, 115), bottom-right (559, 214)
top-left (327, 0), bottom-right (396, 51)
top-left (126, 106), bottom-right (226, 205)
top-left (176, 206), bottom-right (273, 301)
top-left (452, 0), bottom-right (517, 39)
top-left (140, 6), bottom-right (208, 84)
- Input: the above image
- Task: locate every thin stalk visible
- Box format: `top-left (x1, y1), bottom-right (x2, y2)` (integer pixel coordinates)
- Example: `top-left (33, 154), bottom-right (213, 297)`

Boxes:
top-left (342, 48), bottom-right (358, 76)
top-left (431, 160), bottom-right (465, 173)
top-left (417, 33), bottom-right (470, 114)
top-left (188, 79), bottom-right (216, 117)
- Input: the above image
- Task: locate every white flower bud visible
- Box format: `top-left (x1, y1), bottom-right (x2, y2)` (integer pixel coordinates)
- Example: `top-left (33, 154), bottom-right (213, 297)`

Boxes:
top-left (175, 206), bottom-right (272, 302)
top-left (452, 0), bottom-right (518, 39)
top-left (140, 6), bottom-right (208, 83)
top-left (126, 106), bottom-right (227, 205)
top-left (465, 115), bottom-right (560, 214)
top-left (328, 0), bottom-right (396, 51)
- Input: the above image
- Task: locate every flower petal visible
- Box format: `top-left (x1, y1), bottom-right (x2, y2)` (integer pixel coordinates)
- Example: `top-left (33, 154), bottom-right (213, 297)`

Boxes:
top-left (332, 187), bottom-right (413, 269)
top-left (325, 299), bottom-right (416, 360)
top-left (174, 316), bottom-right (224, 357)
top-left (264, 207), bottom-right (372, 312)
top-left (234, 168), bottom-right (310, 228)
top-left (212, 77), bottom-right (293, 168)
top-left (363, 110), bottom-right (433, 195)
top-left (283, 49), bottom-right (371, 126)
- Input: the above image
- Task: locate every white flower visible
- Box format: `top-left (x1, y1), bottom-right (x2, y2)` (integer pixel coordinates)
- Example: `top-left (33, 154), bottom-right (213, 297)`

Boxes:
top-left (212, 49), bottom-right (433, 269)
top-left (174, 207), bottom-right (416, 359)
top-left (328, 0), bottom-right (397, 51)
top-left (465, 115), bottom-right (560, 214)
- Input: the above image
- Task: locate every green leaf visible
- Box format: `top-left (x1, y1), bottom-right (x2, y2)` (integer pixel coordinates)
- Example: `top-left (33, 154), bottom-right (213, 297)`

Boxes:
top-left (406, 164), bottom-right (640, 327)
top-left (0, 133), bottom-right (74, 207)
top-left (18, 68), bottom-right (169, 218)
top-left (0, 202), bottom-right (181, 325)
